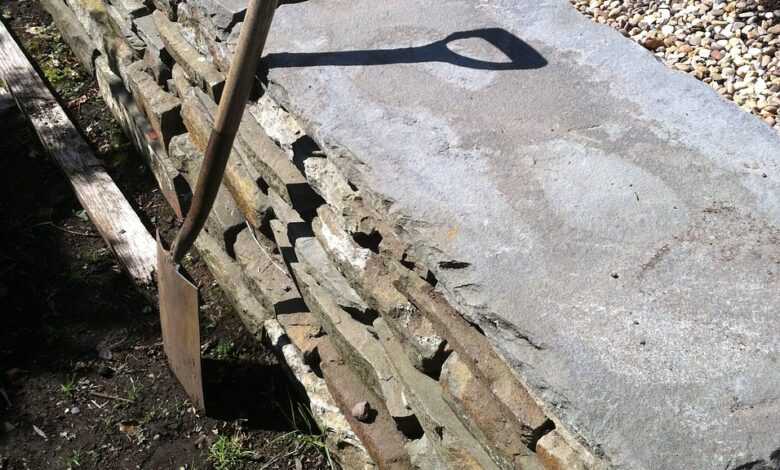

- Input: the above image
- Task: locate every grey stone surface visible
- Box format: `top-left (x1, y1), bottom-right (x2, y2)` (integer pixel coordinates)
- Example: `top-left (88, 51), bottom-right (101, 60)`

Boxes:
top-left (265, 1), bottom-right (780, 468)
top-left (189, 0), bottom-right (246, 32)
top-left (154, 10), bottom-right (224, 101)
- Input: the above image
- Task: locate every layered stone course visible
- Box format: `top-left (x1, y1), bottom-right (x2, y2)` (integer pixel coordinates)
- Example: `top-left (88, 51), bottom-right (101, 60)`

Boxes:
top-left (41, 0), bottom-right (608, 468)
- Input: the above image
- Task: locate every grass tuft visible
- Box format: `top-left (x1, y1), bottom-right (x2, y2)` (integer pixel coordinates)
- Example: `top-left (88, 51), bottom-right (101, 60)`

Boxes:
top-left (208, 433), bottom-right (252, 470)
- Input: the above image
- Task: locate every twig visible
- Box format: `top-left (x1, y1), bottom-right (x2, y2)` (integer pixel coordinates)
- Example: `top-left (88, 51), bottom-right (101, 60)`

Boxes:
top-left (89, 391), bottom-right (133, 403)
top-left (0, 387), bottom-right (11, 407)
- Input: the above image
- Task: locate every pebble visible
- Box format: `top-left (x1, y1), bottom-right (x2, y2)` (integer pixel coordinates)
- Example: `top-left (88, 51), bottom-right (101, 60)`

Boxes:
top-left (351, 401), bottom-right (373, 423)
top-left (571, 0), bottom-right (780, 132)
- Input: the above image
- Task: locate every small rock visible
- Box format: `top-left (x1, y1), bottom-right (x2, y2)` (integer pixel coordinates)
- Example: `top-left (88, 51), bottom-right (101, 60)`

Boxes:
top-left (351, 401), bottom-right (372, 423)
top-left (119, 420), bottom-right (139, 435)
top-left (643, 37), bottom-right (665, 50)
top-left (97, 348), bottom-right (112, 361)
top-left (32, 425), bottom-right (47, 440)
top-left (98, 366), bottom-right (115, 378)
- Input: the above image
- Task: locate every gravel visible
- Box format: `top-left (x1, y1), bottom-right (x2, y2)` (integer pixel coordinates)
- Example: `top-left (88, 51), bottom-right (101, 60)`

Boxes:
top-left (570, 0), bottom-right (780, 131)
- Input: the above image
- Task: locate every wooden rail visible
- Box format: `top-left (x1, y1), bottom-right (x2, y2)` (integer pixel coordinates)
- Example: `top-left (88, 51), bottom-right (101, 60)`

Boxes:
top-left (0, 21), bottom-right (156, 285)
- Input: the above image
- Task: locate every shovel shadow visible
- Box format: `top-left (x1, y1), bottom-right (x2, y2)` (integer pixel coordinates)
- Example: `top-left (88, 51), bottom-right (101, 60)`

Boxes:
top-left (264, 27), bottom-right (547, 71)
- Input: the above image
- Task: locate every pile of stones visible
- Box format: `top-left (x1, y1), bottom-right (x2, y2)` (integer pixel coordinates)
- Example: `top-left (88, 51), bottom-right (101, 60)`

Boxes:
top-left (570, 0), bottom-right (780, 130)
top-left (40, 0), bottom-right (607, 468)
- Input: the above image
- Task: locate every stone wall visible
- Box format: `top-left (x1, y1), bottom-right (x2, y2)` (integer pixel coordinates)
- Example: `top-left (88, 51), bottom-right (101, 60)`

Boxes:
top-left (40, 0), bottom-right (607, 467)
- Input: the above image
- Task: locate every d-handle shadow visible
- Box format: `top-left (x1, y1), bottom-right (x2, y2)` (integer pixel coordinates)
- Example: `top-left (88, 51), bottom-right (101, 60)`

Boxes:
top-left (265, 27), bottom-right (547, 71)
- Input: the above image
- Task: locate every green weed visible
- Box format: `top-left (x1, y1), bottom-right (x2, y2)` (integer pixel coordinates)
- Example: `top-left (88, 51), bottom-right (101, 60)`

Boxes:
top-left (208, 433), bottom-right (252, 470)
top-left (60, 374), bottom-right (77, 397)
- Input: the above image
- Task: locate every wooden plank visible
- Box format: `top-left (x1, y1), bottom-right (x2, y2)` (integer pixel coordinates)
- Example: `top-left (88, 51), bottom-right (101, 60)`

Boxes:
top-left (0, 21), bottom-right (156, 285)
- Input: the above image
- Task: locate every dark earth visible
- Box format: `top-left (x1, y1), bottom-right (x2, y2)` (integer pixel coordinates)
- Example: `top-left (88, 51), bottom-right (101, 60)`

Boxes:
top-left (0, 1), bottom-right (331, 469)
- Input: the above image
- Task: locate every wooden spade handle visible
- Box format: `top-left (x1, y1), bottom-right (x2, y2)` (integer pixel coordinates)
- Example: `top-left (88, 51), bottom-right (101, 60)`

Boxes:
top-left (171, 0), bottom-right (278, 262)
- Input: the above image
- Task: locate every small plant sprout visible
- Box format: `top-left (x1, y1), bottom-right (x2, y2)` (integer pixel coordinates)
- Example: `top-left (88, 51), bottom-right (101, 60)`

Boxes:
top-left (60, 374), bottom-right (77, 398)
top-left (208, 433), bottom-right (252, 470)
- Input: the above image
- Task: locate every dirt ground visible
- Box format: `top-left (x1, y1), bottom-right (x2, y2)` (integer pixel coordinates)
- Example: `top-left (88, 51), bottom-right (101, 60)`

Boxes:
top-left (0, 2), bottom-right (331, 469)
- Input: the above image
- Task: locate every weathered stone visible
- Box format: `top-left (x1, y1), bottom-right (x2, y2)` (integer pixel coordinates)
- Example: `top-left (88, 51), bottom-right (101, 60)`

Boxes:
top-left (536, 430), bottom-right (590, 470)
top-left (105, 3), bottom-right (146, 56)
top-left (38, 0), bottom-right (98, 73)
top-left (168, 133), bottom-right (245, 231)
top-left (440, 352), bottom-right (539, 469)
top-left (189, 0), bottom-right (247, 32)
top-left (374, 319), bottom-right (502, 470)
top-left (262, 319), bottom-right (371, 469)
top-left (125, 61), bottom-right (184, 149)
top-left (111, 0), bottom-right (148, 18)
top-left (317, 339), bottom-right (412, 470)
top-left (63, 0), bottom-right (135, 76)
top-left (151, 0), bottom-right (180, 20)
top-left (180, 90), bottom-right (271, 228)
top-left (132, 13), bottom-right (165, 53)
top-left (132, 13), bottom-right (172, 84)
top-left (142, 45), bottom-right (172, 85)
top-left (292, 264), bottom-right (412, 419)
top-left (395, 269), bottom-right (550, 434)
top-left (248, 94), bottom-right (304, 155)
top-left (93, 57), bottom-right (182, 216)
top-left (193, 228), bottom-right (272, 334)
top-left (265, 0), bottom-right (780, 466)
top-left (153, 10), bottom-right (224, 101)
top-left (175, 1), bottom-right (224, 65)
top-left (313, 206), bottom-right (448, 375)
top-left (304, 156), bottom-right (359, 214)
top-left (351, 401), bottom-right (371, 422)
top-left (294, 237), bottom-right (367, 314)
top-left (404, 435), bottom-right (448, 470)
top-left (169, 63), bottom-right (192, 98)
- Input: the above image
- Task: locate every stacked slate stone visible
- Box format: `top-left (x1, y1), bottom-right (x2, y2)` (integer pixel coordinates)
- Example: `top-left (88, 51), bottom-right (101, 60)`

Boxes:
top-left (42, 0), bottom-right (607, 468)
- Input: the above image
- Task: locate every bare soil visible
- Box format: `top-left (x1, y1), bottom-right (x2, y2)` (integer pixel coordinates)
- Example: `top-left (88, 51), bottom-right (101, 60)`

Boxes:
top-left (0, 2), bottom-right (330, 469)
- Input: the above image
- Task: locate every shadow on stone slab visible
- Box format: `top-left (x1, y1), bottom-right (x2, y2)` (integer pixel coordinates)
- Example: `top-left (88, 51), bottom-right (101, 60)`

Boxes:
top-left (264, 28), bottom-right (547, 71)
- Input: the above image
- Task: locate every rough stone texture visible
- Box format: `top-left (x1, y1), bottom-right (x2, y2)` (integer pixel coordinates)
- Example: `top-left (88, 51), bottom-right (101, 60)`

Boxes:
top-left (440, 352), bottom-right (539, 469)
top-left (125, 60), bottom-right (184, 149)
top-left (111, 0), bottom-right (148, 18)
top-left (168, 133), bottom-right (244, 231)
top-left (176, 0), bottom-right (241, 71)
top-left (294, 237), bottom-right (369, 316)
top-left (292, 261), bottom-right (412, 420)
top-left (133, 13), bottom-right (172, 83)
top-left (262, 320), bottom-right (373, 470)
top-left (150, 0), bottom-right (180, 20)
top-left (64, 0), bottom-right (136, 75)
top-left (132, 13), bottom-right (165, 54)
top-left (317, 339), bottom-right (413, 470)
top-left (104, 2), bottom-right (146, 56)
top-left (94, 57), bottom-right (182, 217)
top-left (193, 228), bottom-right (270, 335)
top-left (265, 0), bottom-right (780, 468)
top-left (536, 430), bottom-right (589, 470)
top-left (395, 269), bottom-right (549, 434)
top-left (189, 0), bottom-right (246, 33)
top-left (374, 318), bottom-right (502, 470)
top-left (313, 206), bottom-right (449, 376)
top-left (180, 89), bottom-right (271, 228)
top-left (153, 10), bottom-right (225, 101)
top-left (169, 62), bottom-right (191, 97)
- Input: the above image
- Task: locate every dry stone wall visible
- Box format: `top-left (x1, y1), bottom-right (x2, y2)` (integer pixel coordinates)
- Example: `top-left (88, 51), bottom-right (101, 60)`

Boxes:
top-left (41, 0), bottom-right (608, 468)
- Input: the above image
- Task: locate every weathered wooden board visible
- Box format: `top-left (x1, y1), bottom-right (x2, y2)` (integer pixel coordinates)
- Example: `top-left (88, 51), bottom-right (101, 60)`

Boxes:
top-left (0, 21), bottom-right (156, 285)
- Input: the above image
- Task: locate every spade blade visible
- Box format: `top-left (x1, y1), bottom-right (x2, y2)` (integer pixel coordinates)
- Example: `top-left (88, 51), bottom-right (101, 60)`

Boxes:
top-left (157, 234), bottom-right (204, 410)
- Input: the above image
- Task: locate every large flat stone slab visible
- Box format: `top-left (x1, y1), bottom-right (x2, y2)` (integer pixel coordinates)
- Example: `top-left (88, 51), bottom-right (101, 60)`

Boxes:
top-left (264, 1), bottom-right (780, 468)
